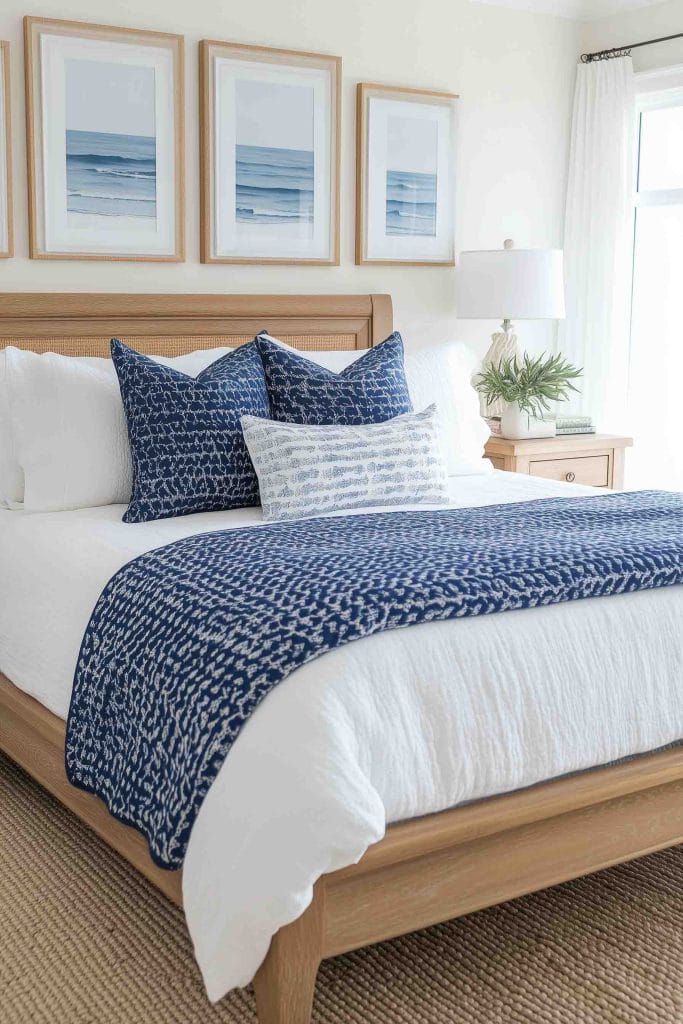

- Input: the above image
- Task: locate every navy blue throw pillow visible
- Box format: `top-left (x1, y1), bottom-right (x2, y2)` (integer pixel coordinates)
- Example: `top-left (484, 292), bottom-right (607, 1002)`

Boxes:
top-left (255, 331), bottom-right (413, 425)
top-left (112, 339), bottom-right (269, 523)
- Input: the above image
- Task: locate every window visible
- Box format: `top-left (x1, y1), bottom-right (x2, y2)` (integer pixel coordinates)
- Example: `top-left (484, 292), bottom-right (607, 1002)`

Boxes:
top-left (628, 78), bottom-right (683, 490)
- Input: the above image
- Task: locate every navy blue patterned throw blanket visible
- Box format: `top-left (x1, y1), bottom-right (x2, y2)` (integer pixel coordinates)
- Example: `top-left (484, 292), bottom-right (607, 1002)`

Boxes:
top-left (66, 490), bottom-right (683, 869)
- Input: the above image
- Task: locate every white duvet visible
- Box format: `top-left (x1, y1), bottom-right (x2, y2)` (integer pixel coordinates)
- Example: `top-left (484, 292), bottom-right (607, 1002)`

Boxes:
top-left (0, 472), bottom-right (681, 1002)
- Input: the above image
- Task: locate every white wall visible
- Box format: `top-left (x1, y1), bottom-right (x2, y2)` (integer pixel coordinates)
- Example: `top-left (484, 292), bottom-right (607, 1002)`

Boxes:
top-left (0, 0), bottom-right (581, 355)
top-left (581, 0), bottom-right (683, 73)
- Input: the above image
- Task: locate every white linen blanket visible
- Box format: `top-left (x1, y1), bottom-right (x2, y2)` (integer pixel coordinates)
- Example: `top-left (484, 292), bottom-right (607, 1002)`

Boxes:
top-left (0, 472), bottom-right (681, 1001)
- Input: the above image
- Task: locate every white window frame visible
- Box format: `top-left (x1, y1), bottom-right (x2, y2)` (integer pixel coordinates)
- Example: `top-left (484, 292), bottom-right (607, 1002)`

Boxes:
top-left (625, 68), bottom-right (683, 489)
top-left (634, 66), bottom-right (683, 210)
top-left (628, 66), bottom-right (683, 367)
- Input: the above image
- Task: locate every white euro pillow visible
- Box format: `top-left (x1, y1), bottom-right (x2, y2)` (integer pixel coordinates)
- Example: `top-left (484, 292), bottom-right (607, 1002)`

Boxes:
top-left (403, 343), bottom-right (490, 477)
top-left (242, 404), bottom-right (449, 522)
top-left (4, 346), bottom-right (232, 512)
top-left (0, 349), bottom-right (24, 507)
top-left (261, 334), bottom-right (490, 476)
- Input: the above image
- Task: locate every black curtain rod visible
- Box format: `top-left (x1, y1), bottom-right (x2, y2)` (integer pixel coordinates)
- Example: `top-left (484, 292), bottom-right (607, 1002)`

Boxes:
top-left (581, 31), bottom-right (683, 63)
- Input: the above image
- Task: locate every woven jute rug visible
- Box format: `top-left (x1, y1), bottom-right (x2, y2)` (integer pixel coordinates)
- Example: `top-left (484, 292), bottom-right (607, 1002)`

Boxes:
top-left (1, 752), bottom-right (682, 1024)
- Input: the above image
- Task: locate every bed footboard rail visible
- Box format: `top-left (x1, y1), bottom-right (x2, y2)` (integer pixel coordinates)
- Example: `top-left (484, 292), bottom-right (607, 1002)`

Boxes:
top-left (254, 745), bottom-right (683, 1023)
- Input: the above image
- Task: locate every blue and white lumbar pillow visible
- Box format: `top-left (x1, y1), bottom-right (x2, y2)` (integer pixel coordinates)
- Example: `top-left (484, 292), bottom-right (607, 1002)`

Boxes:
top-left (241, 403), bottom-right (449, 521)
top-left (112, 339), bottom-right (269, 523)
top-left (255, 331), bottom-right (413, 425)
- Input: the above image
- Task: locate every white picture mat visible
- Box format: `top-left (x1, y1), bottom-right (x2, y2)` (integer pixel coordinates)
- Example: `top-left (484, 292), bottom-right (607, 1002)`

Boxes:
top-left (0, 48), bottom-right (8, 253)
top-left (38, 31), bottom-right (176, 256)
top-left (213, 56), bottom-right (332, 259)
top-left (366, 96), bottom-right (454, 262)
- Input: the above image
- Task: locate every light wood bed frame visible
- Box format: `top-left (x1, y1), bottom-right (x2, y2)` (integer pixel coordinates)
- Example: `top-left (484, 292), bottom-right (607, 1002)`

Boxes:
top-left (1, 292), bottom-right (682, 1024)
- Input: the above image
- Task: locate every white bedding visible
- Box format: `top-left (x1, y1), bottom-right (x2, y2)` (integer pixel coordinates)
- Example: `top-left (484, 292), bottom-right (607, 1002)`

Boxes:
top-left (0, 472), bottom-right (681, 1002)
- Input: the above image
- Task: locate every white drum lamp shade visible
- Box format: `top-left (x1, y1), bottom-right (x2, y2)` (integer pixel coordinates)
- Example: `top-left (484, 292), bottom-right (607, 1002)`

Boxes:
top-left (455, 247), bottom-right (565, 321)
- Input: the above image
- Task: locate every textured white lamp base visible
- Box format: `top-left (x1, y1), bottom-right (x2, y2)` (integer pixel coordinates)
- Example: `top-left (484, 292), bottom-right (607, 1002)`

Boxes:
top-left (477, 321), bottom-right (518, 419)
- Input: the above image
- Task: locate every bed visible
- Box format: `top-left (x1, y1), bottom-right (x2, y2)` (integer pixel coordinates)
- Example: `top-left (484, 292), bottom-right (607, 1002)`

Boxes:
top-left (0, 291), bottom-right (681, 1024)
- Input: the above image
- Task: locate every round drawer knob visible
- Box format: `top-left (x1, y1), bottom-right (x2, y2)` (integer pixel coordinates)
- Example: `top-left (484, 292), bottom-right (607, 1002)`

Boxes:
top-left (566, 471), bottom-right (576, 482)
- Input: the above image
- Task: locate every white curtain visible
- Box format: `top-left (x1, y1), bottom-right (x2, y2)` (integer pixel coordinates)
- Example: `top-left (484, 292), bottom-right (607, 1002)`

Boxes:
top-left (559, 57), bottom-right (635, 429)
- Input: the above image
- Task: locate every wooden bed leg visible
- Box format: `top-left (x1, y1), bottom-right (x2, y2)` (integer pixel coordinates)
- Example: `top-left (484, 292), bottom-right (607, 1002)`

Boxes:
top-left (253, 883), bottom-right (324, 1024)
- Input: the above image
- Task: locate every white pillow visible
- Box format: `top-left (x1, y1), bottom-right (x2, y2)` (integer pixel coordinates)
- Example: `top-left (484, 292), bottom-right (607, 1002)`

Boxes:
top-left (0, 350), bottom-right (24, 507)
top-left (261, 334), bottom-right (490, 476)
top-left (242, 404), bottom-right (449, 522)
top-left (5, 346), bottom-right (232, 512)
top-left (403, 343), bottom-right (491, 477)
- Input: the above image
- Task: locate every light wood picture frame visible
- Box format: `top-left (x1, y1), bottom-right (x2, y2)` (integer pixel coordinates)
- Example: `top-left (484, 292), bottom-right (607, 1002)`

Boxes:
top-left (200, 40), bottom-right (341, 265)
top-left (356, 82), bottom-right (457, 266)
top-left (0, 41), bottom-right (13, 259)
top-left (24, 16), bottom-right (184, 262)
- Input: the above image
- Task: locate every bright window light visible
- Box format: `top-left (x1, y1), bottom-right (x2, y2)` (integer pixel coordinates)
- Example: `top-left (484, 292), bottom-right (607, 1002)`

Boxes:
top-left (627, 86), bottom-right (683, 490)
top-left (638, 104), bottom-right (683, 192)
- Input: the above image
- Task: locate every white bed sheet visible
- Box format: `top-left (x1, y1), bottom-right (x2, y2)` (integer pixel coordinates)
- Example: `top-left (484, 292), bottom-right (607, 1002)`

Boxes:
top-left (0, 473), bottom-right (681, 1002)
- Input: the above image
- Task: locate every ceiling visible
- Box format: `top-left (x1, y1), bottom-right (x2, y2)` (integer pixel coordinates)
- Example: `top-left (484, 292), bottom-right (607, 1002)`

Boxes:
top-left (469, 0), bottom-right (667, 19)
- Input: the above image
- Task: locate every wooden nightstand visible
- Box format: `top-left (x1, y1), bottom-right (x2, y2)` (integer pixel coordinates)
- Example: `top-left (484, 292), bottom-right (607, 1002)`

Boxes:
top-left (484, 433), bottom-right (633, 490)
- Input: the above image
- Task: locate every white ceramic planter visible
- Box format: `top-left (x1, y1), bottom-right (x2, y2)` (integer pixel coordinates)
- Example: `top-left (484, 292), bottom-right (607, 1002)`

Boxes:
top-left (500, 404), bottom-right (556, 440)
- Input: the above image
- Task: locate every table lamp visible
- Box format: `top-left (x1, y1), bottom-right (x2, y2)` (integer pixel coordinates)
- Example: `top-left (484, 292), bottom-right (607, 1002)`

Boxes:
top-left (455, 239), bottom-right (566, 418)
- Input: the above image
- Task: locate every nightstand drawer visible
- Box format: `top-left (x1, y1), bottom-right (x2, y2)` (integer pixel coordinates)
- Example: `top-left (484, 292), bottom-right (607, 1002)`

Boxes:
top-left (484, 434), bottom-right (631, 489)
top-left (528, 454), bottom-right (609, 487)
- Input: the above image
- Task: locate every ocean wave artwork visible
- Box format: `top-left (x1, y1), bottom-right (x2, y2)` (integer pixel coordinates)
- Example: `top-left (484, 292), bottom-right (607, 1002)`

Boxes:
top-left (236, 144), bottom-right (313, 229)
top-left (386, 169), bottom-right (437, 237)
top-left (66, 129), bottom-right (157, 220)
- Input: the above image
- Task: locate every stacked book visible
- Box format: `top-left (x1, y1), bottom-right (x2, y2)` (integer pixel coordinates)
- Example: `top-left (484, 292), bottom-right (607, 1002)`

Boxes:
top-left (555, 415), bottom-right (595, 436)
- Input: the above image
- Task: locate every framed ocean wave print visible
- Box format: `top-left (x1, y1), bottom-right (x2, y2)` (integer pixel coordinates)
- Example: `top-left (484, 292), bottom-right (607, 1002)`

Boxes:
top-left (24, 17), bottom-right (184, 261)
top-left (200, 40), bottom-right (341, 265)
top-left (0, 41), bottom-right (12, 259)
top-left (356, 83), bottom-right (457, 266)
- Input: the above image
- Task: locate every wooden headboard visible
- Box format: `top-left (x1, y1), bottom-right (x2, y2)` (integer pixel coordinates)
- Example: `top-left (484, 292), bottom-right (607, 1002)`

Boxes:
top-left (0, 293), bottom-right (393, 357)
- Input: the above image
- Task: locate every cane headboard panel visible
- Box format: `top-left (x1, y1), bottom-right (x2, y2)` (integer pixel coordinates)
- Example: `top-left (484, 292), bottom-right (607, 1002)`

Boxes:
top-left (0, 293), bottom-right (393, 356)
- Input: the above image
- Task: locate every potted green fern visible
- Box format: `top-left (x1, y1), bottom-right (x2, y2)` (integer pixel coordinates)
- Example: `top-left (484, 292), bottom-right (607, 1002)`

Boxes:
top-left (475, 352), bottom-right (582, 440)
